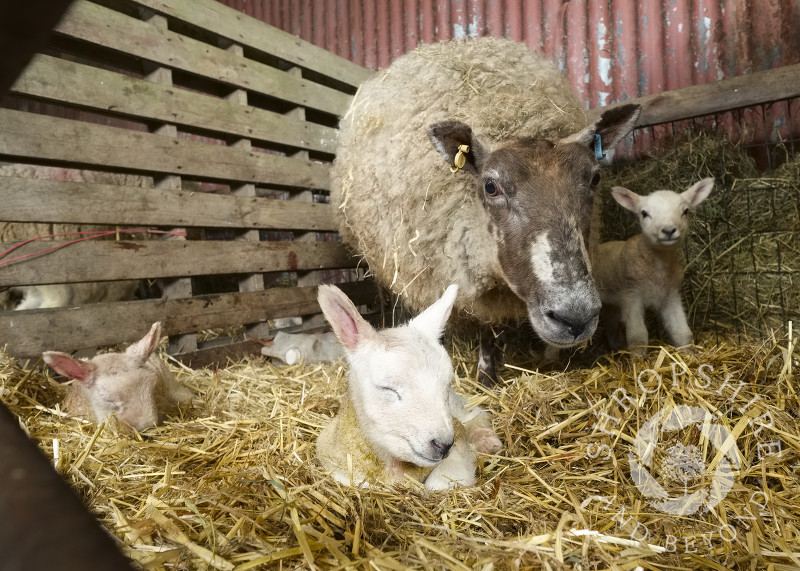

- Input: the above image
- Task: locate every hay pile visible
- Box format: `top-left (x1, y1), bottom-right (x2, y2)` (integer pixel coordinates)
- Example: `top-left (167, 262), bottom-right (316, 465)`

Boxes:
top-left (601, 132), bottom-right (800, 340)
top-left (2, 330), bottom-right (799, 570)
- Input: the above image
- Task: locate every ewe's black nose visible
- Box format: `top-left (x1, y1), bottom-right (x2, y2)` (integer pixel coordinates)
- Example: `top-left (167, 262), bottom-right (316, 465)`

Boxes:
top-left (431, 438), bottom-right (453, 458)
top-left (546, 310), bottom-right (597, 338)
top-left (661, 226), bottom-right (677, 239)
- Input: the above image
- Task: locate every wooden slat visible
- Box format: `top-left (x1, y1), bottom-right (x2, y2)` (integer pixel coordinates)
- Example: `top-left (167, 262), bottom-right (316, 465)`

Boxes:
top-left (0, 176), bottom-right (338, 231)
top-left (11, 54), bottom-right (338, 155)
top-left (55, 1), bottom-right (352, 117)
top-left (0, 240), bottom-right (357, 286)
top-left (588, 63), bottom-right (800, 127)
top-left (0, 282), bottom-right (378, 358)
top-left (132, 0), bottom-right (372, 89)
top-left (0, 108), bottom-right (330, 189)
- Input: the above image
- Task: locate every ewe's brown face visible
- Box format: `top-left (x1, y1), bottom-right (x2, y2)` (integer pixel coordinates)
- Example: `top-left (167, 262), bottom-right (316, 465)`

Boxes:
top-left (427, 103), bottom-right (640, 347)
top-left (479, 139), bottom-right (602, 346)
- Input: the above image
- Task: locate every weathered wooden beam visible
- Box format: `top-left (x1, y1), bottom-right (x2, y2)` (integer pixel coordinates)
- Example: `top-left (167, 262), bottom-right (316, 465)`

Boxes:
top-left (0, 0), bottom-right (74, 93)
top-left (588, 63), bottom-right (800, 127)
top-left (0, 239), bottom-right (357, 286)
top-left (131, 0), bottom-right (371, 89)
top-left (0, 170), bottom-right (337, 232)
top-left (55, 1), bottom-right (352, 117)
top-left (0, 108), bottom-right (331, 189)
top-left (1, 282), bottom-right (378, 358)
top-left (11, 54), bottom-right (338, 155)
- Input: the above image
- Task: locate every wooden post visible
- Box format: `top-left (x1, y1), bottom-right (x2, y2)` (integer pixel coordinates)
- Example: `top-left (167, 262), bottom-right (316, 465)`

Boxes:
top-left (140, 10), bottom-right (196, 355)
top-left (224, 41), bottom-right (271, 341)
top-left (286, 66), bottom-right (326, 330)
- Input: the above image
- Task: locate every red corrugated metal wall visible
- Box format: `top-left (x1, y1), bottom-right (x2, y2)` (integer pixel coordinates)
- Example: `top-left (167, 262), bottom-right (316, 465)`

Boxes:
top-left (219, 0), bottom-right (800, 110)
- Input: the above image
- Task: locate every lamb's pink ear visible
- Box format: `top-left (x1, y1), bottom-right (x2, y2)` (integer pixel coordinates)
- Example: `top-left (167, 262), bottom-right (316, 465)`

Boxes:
top-left (317, 285), bottom-right (374, 351)
top-left (682, 177), bottom-right (714, 208)
top-left (610, 186), bottom-right (642, 213)
top-left (126, 321), bottom-right (162, 361)
top-left (409, 284), bottom-right (458, 340)
top-left (43, 352), bottom-right (97, 385)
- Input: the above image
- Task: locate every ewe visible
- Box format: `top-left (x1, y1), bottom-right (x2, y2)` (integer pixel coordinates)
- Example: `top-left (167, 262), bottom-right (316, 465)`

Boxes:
top-left (593, 178), bottom-right (714, 356)
top-left (332, 37), bottom-right (640, 384)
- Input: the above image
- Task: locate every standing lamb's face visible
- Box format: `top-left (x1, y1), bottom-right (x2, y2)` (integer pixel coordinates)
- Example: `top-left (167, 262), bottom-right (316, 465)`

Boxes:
top-left (611, 179), bottom-right (715, 250)
top-left (427, 104), bottom-right (640, 348)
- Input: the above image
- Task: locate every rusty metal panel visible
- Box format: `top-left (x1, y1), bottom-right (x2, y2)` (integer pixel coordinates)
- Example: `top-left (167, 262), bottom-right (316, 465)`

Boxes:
top-left (218, 0), bottom-right (800, 113)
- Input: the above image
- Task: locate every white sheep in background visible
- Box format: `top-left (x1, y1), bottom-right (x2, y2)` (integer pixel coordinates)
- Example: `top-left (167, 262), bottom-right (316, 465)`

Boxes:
top-left (42, 322), bottom-right (193, 431)
top-left (316, 284), bottom-right (502, 491)
top-left (0, 164), bottom-right (147, 311)
top-left (260, 330), bottom-right (344, 366)
top-left (593, 178), bottom-right (715, 356)
top-left (331, 37), bottom-right (640, 384)
top-left (0, 220), bottom-right (140, 311)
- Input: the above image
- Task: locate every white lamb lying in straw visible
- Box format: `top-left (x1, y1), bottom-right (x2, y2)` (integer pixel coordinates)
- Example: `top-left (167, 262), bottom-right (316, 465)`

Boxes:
top-left (593, 178), bottom-right (714, 356)
top-left (316, 284), bottom-right (502, 490)
top-left (43, 322), bottom-right (193, 431)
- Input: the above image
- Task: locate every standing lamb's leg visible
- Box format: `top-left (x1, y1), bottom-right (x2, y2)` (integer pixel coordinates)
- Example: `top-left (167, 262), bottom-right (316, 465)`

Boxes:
top-left (601, 304), bottom-right (625, 351)
top-left (620, 299), bottom-right (648, 357)
top-left (659, 291), bottom-right (693, 350)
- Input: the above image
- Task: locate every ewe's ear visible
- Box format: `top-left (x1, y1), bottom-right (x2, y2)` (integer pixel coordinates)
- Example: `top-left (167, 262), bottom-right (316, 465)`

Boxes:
top-left (427, 121), bottom-right (486, 174)
top-left (127, 321), bottom-right (161, 362)
top-left (563, 103), bottom-right (641, 154)
top-left (43, 352), bottom-right (97, 385)
top-left (610, 186), bottom-right (642, 213)
top-left (682, 177), bottom-right (714, 208)
top-left (409, 284), bottom-right (458, 340)
top-left (317, 285), bottom-right (374, 351)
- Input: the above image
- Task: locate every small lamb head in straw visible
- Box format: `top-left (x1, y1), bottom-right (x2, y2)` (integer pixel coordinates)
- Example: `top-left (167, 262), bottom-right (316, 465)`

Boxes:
top-left (43, 322), bottom-right (192, 431)
top-left (318, 283), bottom-right (459, 466)
top-left (428, 104), bottom-right (641, 349)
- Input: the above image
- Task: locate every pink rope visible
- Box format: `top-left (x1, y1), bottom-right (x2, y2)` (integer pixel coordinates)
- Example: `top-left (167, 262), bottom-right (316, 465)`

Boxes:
top-left (0, 229), bottom-right (187, 267)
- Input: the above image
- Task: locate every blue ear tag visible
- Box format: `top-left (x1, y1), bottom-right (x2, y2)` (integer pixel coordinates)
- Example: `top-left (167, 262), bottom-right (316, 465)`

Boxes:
top-left (594, 133), bottom-right (606, 160)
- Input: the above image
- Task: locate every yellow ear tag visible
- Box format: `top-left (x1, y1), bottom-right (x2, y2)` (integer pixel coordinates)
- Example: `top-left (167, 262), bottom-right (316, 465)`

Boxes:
top-left (449, 144), bottom-right (470, 173)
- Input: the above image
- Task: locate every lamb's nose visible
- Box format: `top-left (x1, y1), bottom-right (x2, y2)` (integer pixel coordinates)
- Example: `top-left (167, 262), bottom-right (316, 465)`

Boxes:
top-left (662, 226), bottom-right (677, 239)
top-left (431, 438), bottom-right (453, 458)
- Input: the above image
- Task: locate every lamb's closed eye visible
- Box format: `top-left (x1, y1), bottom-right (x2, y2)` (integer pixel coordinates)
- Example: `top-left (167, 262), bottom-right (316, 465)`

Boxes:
top-left (316, 283), bottom-right (503, 491)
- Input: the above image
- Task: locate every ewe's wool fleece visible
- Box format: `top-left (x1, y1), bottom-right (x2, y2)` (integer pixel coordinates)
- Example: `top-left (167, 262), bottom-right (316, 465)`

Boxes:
top-left (332, 37), bottom-right (587, 324)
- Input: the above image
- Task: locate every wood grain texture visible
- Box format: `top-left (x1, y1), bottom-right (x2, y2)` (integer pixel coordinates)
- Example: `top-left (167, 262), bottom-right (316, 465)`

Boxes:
top-left (11, 54), bottom-right (338, 155)
top-left (0, 239), bottom-right (357, 286)
top-left (588, 63), bottom-right (800, 127)
top-left (132, 0), bottom-right (371, 89)
top-left (0, 175), bottom-right (338, 230)
top-left (1, 282), bottom-right (378, 358)
top-left (0, 108), bottom-right (331, 189)
top-left (55, 1), bottom-right (352, 117)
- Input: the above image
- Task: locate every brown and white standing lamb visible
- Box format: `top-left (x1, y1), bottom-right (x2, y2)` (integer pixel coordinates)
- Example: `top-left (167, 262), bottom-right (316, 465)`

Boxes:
top-left (593, 178), bottom-right (714, 356)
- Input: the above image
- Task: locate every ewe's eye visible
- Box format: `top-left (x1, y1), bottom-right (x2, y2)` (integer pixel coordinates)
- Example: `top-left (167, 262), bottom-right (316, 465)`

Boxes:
top-left (682, 208), bottom-right (690, 217)
top-left (379, 386), bottom-right (401, 401)
top-left (641, 210), bottom-right (649, 219)
top-left (484, 179), bottom-right (501, 197)
top-left (590, 172), bottom-right (601, 187)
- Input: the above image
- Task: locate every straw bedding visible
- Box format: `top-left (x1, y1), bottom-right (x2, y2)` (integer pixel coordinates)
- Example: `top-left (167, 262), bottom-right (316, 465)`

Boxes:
top-left (2, 329), bottom-right (798, 570)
